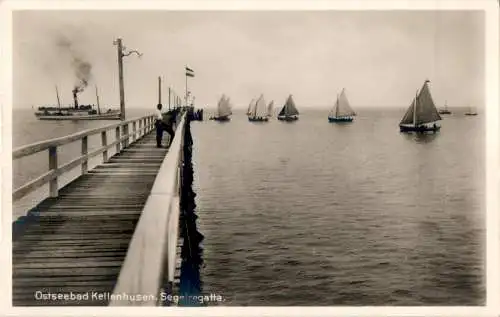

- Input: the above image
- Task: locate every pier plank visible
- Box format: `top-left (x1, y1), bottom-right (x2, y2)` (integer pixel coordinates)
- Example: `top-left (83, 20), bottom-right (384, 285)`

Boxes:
top-left (12, 132), bottom-right (170, 306)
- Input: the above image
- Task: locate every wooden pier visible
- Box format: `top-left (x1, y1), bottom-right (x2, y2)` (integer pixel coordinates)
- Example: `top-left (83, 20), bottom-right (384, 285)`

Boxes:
top-left (12, 112), bottom-right (188, 306)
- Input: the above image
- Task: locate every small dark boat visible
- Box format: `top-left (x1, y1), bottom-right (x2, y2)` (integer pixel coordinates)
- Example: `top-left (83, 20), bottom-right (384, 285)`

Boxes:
top-left (399, 124), bottom-right (440, 133)
top-left (399, 79), bottom-right (442, 133)
top-left (328, 88), bottom-right (355, 123)
top-left (248, 116), bottom-right (268, 122)
top-left (277, 95), bottom-right (299, 121)
top-left (210, 116), bottom-right (231, 121)
top-left (329, 116), bottom-right (353, 123)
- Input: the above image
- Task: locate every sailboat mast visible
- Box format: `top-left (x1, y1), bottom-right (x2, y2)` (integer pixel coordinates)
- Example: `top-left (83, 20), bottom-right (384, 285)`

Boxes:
top-left (95, 85), bottom-right (101, 115)
top-left (335, 94), bottom-right (339, 117)
top-left (413, 89), bottom-right (418, 127)
top-left (247, 100), bottom-right (253, 115)
top-left (286, 95), bottom-right (291, 116)
top-left (55, 85), bottom-right (61, 110)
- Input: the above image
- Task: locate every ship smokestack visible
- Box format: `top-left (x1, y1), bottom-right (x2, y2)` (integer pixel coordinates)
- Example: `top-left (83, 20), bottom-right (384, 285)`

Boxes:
top-left (72, 88), bottom-right (79, 109)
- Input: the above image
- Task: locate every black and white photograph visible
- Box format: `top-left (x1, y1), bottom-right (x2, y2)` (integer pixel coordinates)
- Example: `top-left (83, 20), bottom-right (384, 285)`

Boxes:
top-left (1, 0), bottom-right (499, 314)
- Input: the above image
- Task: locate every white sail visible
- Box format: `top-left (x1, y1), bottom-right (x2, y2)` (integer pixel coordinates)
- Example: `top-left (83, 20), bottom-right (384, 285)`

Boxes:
top-left (330, 89), bottom-right (355, 118)
top-left (267, 101), bottom-right (274, 117)
top-left (217, 94), bottom-right (232, 117)
top-left (250, 94), bottom-right (267, 117)
top-left (247, 99), bottom-right (255, 115)
top-left (338, 89), bottom-right (355, 116)
top-left (217, 94), bottom-right (226, 114)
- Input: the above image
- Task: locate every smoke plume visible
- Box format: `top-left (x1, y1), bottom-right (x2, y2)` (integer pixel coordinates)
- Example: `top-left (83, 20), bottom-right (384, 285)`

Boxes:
top-left (71, 57), bottom-right (92, 93)
top-left (55, 34), bottom-right (93, 95)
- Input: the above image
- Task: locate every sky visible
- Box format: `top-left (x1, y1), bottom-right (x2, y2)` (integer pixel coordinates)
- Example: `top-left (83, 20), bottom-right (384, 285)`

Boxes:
top-left (12, 9), bottom-right (485, 110)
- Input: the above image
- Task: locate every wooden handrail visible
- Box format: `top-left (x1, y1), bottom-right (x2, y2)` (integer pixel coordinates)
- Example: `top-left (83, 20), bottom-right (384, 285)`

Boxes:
top-left (13, 115), bottom-right (154, 159)
top-left (109, 113), bottom-right (187, 306)
top-left (12, 115), bottom-right (156, 202)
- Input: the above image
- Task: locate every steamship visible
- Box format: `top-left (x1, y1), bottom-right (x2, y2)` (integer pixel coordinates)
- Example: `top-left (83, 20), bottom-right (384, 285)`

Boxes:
top-left (34, 86), bottom-right (121, 120)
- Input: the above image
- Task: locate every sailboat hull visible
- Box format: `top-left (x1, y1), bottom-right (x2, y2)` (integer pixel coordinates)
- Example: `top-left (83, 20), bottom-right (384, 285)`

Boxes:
top-left (210, 116), bottom-right (231, 121)
top-left (399, 124), bottom-right (440, 133)
top-left (328, 116), bottom-right (353, 123)
top-left (438, 110), bottom-right (451, 115)
top-left (277, 115), bottom-right (298, 121)
top-left (465, 113), bottom-right (478, 116)
top-left (248, 116), bottom-right (269, 122)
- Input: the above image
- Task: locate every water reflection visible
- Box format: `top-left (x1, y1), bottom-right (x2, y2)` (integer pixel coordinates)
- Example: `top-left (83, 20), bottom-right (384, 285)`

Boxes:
top-left (401, 132), bottom-right (439, 144)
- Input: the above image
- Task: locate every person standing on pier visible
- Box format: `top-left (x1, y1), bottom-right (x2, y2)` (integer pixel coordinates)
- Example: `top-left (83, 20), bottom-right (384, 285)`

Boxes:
top-left (155, 103), bottom-right (175, 148)
top-left (155, 104), bottom-right (164, 148)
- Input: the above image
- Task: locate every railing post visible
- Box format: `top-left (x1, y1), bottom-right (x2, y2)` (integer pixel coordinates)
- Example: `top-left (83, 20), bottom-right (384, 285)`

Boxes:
top-left (81, 136), bottom-right (88, 174)
top-left (132, 121), bottom-right (137, 142)
top-left (115, 126), bottom-right (121, 153)
top-left (123, 123), bottom-right (130, 148)
top-left (101, 131), bottom-right (108, 162)
top-left (48, 146), bottom-right (58, 197)
top-left (122, 124), bottom-right (129, 149)
top-left (138, 120), bottom-right (143, 138)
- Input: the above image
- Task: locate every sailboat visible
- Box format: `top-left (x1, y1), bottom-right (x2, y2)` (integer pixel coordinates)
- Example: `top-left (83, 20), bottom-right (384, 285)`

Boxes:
top-left (248, 94), bottom-right (269, 122)
top-left (464, 106), bottom-right (478, 116)
top-left (209, 94), bottom-right (233, 121)
top-left (399, 79), bottom-right (442, 133)
top-left (246, 98), bottom-right (256, 116)
top-left (438, 100), bottom-right (451, 115)
top-left (277, 95), bottom-right (299, 121)
top-left (328, 88), bottom-right (355, 122)
top-left (267, 101), bottom-right (274, 118)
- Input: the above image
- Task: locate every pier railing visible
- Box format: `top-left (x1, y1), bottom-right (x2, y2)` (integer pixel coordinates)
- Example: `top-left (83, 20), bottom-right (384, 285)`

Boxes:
top-left (109, 113), bottom-right (187, 306)
top-left (12, 115), bottom-right (156, 202)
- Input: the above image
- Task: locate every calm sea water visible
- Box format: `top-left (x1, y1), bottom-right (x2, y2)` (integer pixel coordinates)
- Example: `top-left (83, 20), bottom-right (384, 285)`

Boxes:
top-left (11, 106), bottom-right (485, 306)
top-left (192, 108), bottom-right (485, 306)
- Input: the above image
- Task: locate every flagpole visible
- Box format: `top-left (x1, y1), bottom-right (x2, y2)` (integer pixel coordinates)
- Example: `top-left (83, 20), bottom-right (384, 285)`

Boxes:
top-left (185, 65), bottom-right (188, 108)
top-left (158, 76), bottom-right (162, 105)
top-left (168, 86), bottom-right (171, 110)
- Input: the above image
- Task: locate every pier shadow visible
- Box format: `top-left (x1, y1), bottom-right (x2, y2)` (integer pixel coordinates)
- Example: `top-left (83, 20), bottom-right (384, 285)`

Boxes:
top-left (177, 114), bottom-right (205, 306)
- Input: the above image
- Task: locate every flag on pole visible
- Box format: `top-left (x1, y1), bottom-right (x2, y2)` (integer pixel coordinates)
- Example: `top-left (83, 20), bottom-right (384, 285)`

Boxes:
top-left (185, 66), bottom-right (195, 77)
